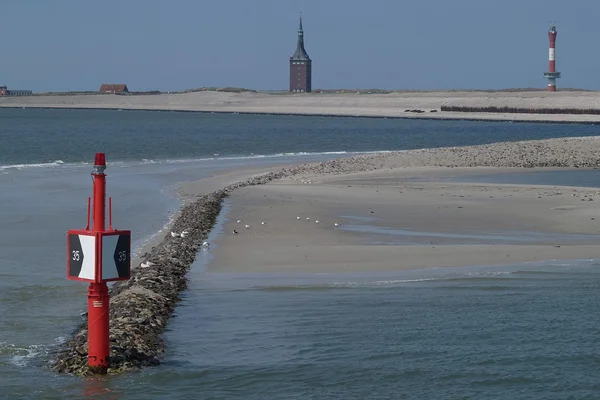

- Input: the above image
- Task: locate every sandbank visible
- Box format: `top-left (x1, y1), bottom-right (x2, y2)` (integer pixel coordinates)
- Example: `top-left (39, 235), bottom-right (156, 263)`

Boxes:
top-left (208, 170), bottom-right (600, 273)
top-left (202, 137), bottom-right (600, 273)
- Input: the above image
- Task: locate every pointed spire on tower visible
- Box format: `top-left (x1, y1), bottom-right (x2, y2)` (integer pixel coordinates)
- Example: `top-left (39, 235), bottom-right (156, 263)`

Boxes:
top-left (289, 13), bottom-right (312, 93)
top-left (291, 14), bottom-right (310, 61)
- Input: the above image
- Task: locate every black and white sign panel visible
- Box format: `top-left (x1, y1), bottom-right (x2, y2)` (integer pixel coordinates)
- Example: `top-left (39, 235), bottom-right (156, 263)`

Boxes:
top-left (68, 231), bottom-right (130, 282)
top-left (101, 233), bottom-right (130, 280)
top-left (68, 233), bottom-right (96, 281)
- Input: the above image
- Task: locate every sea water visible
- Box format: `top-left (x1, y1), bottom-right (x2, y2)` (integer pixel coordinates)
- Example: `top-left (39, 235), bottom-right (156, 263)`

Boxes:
top-left (2, 108), bottom-right (600, 399)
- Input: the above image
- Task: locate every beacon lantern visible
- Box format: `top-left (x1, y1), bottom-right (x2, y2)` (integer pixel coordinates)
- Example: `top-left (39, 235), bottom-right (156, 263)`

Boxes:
top-left (65, 153), bottom-right (131, 373)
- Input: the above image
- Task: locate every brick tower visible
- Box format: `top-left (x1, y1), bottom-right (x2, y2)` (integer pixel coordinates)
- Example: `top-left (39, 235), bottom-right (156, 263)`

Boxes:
top-left (290, 16), bottom-right (312, 93)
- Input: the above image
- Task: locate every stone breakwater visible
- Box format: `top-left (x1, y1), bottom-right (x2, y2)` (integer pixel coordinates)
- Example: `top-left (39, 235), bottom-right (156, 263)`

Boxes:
top-left (49, 136), bottom-right (600, 375)
top-left (49, 172), bottom-right (285, 376)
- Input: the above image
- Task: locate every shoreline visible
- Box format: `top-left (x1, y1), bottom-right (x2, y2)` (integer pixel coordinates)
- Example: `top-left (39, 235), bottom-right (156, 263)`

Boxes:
top-left (50, 136), bottom-right (600, 375)
top-left (6, 90), bottom-right (600, 124)
top-left (5, 105), bottom-right (600, 126)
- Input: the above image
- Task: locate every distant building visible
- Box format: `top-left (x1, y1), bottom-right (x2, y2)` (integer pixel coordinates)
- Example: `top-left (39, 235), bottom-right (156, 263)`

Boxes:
top-left (289, 16), bottom-right (311, 93)
top-left (0, 86), bottom-right (32, 96)
top-left (99, 84), bottom-right (129, 94)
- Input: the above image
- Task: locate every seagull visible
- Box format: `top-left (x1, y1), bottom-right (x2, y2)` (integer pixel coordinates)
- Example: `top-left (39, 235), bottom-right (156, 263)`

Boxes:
top-left (140, 261), bottom-right (154, 268)
top-left (236, 219), bottom-right (242, 223)
top-left (180, 230), bottom-right (189, 238)
top-left (306, 217), bottom-right (311, 221)
top-left (233, 229), bottom-right (239, 235)
top-left (315, 220), bottom-right (319, 224)
top-left (296, 216), bottom-right (301, 220)
top-left (201, 241), bottom-right (211, 249)
top-left (334, 223), bottom-right (340, 227)
top-left (245, 224), bottom-right (251, 229)
top-left (170, 232), bottom-right (180, 238)
top-left (261, 221), bottom-right (266, 225)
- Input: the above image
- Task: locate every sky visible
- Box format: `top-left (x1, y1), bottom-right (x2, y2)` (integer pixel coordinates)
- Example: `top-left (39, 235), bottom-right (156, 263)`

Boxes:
top-left (1, 0), bottom-right (598, 92)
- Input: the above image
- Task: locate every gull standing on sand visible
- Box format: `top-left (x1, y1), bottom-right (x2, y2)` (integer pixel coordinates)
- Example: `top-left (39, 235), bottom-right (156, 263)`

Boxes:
top-left (233, 229), bottom-right (239, 235)
top-left (315, 220), bottom-right (319, 224)
top-left (245, 224), bottom-right (251, 229)
top-left (296, 216), bottom-right (301, 220)
top-left (334, 223), bottom-right (340, 227)
top-left (236, 219), bottom-right (242, 223)
top-left (261, 221), bottom-right (266, 225)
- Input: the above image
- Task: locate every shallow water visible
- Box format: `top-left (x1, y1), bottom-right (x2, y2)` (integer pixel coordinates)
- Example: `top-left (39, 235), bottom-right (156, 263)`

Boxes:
top-left (415, 168), bottom-right (600, 188)
top-left (159, 258), bottom-right (600, 399)
top-left (2, 109), bottom-right (600, 398)
top-left (339, 223), bottom-right (600, 245)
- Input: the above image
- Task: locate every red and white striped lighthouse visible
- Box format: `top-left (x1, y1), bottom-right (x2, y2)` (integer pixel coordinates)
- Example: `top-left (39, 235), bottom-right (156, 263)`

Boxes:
top-left (544, 25), bottom-right (561, 91)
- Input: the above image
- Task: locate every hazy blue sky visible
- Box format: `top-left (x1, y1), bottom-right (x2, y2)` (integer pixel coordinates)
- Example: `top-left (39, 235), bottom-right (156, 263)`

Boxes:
top-left (1, 0), bottom-right (597, 92)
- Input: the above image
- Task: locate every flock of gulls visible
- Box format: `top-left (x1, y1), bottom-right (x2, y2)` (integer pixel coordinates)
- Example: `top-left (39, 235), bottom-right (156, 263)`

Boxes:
top-left (154, 215), bottom-right (342, 263)
top-left (232, 217), bottom-right (340, 234)
top-left (168, 229), bottom-right (212, 250)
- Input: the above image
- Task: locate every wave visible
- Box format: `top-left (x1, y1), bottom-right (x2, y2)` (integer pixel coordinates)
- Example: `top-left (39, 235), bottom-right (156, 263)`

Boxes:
top-left (233, 278), bottom-right (440, 292)
top-left (0, 160), bottom-right (66, 171)
top-left (156, 150), bottom-right (389, 164)
top-left (0, 150), bottom-right (390, 172)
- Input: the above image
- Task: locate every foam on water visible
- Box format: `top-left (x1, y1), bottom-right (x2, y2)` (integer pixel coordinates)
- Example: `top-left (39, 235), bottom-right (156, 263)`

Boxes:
top-left (0, 342), bottom-right (46, 367)
top-left (0, 150), bottom-right (381, 173)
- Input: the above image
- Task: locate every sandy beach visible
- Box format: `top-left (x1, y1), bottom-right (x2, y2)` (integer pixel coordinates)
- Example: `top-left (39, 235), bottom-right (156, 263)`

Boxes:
top-left (4, 90), bottom-right (600, 123)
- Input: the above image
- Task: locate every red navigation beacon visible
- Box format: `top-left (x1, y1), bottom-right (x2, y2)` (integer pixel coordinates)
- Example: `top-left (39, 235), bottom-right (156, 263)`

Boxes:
top-left (66, 153), bottom-right (131, 373)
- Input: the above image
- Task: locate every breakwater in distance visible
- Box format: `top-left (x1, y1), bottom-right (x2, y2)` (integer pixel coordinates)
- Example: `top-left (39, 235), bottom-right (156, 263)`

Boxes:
top-left (49, 136), bottom-right (600, 375)
top-left (441, 105), bottom-right (600, 115)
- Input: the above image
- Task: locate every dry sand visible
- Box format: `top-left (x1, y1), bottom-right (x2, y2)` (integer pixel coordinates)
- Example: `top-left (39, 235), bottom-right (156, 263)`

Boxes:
top-left (4, 90), bottom-right (600, 123)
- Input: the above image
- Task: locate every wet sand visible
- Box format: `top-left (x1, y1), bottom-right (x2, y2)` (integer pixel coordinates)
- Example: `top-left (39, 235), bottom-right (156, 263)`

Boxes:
top-left (207, 168), bottom-right (600, 273)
